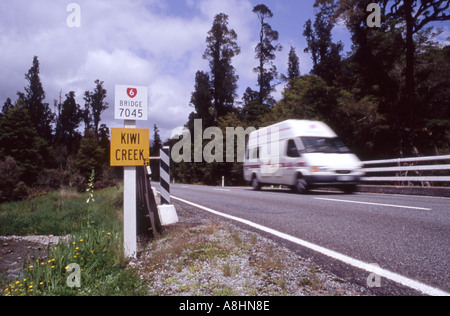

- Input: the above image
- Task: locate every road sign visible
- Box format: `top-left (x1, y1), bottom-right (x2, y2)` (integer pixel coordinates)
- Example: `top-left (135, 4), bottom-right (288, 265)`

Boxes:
top-left (110, 128), bottom-right (150, 167)
top-left (115, 85), bottom-right (148, 121)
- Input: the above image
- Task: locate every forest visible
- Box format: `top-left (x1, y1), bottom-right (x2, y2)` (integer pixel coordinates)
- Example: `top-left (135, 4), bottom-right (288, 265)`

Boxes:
top-left (1, 0), bottom-right (449, 198)
top-left (171, 0), bottom-right (450, 185)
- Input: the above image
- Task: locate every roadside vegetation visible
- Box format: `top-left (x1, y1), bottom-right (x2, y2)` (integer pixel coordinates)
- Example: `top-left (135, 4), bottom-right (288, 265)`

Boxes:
top-left (0, 181), bottom-right (147, 296)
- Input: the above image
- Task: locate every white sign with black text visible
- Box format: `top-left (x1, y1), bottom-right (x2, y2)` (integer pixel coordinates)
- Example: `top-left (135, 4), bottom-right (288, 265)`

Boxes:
top-left (115, 85), bottom-right (148, 121)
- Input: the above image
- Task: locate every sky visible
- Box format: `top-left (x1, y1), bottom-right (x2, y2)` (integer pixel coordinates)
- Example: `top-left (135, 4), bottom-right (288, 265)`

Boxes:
top-left (0, 0), bottom-right (449, 141)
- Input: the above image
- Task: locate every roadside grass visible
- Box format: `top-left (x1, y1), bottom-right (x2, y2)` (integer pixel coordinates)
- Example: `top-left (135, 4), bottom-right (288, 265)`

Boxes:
top-left (0, 183), bottom-right (148, 296)
top-left (0, 185), bottom-right (122, 236)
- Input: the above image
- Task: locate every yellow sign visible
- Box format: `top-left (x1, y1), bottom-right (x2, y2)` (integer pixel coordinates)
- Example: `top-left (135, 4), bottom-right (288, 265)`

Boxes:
top-left (110, 128), bottom-right (150, 167)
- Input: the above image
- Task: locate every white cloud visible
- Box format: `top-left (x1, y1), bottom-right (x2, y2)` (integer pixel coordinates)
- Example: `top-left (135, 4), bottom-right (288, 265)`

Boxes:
top-left (0, 0), bottom-right (313, 140)
top-left (0, 0), bottom-right (213, 140)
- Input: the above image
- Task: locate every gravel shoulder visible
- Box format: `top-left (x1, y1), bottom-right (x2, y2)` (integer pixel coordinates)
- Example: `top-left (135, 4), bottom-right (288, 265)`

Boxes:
top-left (132, 201), bottom-right (372, 296)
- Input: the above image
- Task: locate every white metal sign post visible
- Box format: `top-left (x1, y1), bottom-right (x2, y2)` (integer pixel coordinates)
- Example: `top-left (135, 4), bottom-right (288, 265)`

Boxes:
top-left (123, 120), bottom-right (137, 259)
top-left (114, 84), bottom-right (149, 259)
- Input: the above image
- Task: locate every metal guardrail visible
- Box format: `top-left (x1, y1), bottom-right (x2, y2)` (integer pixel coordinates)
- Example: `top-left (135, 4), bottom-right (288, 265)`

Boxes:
top-left (361, 155), bottom-right (450, 184)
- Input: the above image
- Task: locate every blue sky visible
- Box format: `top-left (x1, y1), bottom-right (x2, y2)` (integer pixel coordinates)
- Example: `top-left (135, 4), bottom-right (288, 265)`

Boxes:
top-left (0, 0), bottom-right (448, 140)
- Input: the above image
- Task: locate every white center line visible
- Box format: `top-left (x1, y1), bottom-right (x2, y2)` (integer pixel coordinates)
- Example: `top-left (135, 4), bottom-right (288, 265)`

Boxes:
top-left (314, 198), bottom-right (432, 211)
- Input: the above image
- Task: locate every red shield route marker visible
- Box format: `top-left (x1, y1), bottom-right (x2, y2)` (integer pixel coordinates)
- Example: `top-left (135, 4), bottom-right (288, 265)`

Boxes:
top-left (127, 88), bottom-right (137, 99)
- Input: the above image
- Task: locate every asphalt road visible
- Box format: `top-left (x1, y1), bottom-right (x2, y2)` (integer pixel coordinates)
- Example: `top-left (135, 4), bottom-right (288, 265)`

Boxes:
top-left (161, 183), bottom-right (450, 296)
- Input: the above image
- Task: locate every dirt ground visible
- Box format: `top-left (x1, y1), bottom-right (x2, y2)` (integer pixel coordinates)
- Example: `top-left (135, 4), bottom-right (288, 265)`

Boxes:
top-left (0, 238), bottom-right (52, 279)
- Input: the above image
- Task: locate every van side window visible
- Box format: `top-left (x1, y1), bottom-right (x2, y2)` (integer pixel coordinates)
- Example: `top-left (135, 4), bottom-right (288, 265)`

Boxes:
top-left (250, 147), bottom-right (260, 160)
top-left (287, 140), bottom-right (300, 158)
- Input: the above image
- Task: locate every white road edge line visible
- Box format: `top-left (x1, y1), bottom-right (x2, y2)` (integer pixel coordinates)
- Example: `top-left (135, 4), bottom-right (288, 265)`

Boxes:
top-left (171, 194), bottom-right (448, 296)
top-left (314, 197), bottom-right (432, 211)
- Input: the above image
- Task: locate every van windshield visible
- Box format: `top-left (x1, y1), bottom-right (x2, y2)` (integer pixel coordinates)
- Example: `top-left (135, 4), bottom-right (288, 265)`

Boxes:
top-left (300, 137), bottom-right (351, 154)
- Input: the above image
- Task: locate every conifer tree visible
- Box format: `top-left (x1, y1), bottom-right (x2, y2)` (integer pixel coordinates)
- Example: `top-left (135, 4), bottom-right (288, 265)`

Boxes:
top-left (253, 4), bottom-right (282, 108)
top-left (203, 13), bottom-right (241, 124)
top-left (19, 56), bottom-right (54, 143)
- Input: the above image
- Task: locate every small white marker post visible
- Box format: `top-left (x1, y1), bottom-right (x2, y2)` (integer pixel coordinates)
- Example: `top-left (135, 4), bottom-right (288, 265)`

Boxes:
top-left (123, 120), bottom-right (137, 259)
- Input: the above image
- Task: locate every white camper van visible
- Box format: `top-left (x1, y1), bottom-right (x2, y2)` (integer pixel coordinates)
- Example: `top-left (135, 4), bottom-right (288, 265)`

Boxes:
top-left (244, 120), bottom-right (364, 194)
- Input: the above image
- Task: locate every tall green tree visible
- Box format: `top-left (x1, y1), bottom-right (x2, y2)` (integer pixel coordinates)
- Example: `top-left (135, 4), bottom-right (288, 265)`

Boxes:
top-left (150, 124), bottom-right (163, 181)
top-left (74, 129), bottom-right (105, 181)
top-left (152, 124), bottom-right (162, 156)
top-left (332, 0), bottom-right (450, 156)
top-left (18, 56), bottom-right (54, 143)
top-left (82, 90), bottom-right (92, 133)
top-left (303, 1), bottom-right (343, 85)
top-left (55, 91), bottom-right (83, 154)
top-left (84, 80), bottom-right (108, 136)
top-left (203, 13), bottom-right (241, 124)
top-left (1, 98), bottom-right (13, 115)
top-left (240, 87), bottom-right (266, 127)
top-left (385, 0), bottom-right (450, 134)
top-left (414, 32), bottom-right (450, 155)
top-left (253, 4), bottom-right (282, 108)
top-left (189, 71), bottom-right (214, 129)
top-left (0, 100), bottom-right (49, 185)
top-left (281, 46), bottom-right (301, 88)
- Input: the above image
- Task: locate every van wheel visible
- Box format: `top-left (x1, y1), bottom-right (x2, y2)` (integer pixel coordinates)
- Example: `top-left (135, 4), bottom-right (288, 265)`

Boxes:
top-left (252, 175), bottom-right (261, 191)
top-left (294, 174), bottom-right (309, 194)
